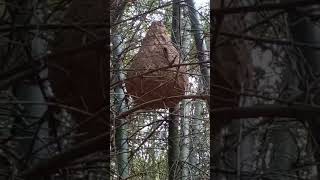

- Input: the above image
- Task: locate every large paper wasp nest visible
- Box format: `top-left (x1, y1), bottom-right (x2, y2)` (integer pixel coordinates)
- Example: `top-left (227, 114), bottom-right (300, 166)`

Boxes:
top-left (125, 21), bottom-right (187, 109)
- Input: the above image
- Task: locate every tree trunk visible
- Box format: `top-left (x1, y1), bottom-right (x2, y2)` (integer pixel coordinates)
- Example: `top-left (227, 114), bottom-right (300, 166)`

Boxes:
top-left (168, 107), bottom-right (181, 180)
top-left (180, 100), bottom-right (190, 180)
top-left (185, 0), bottom-right (210, 92)
top-left (168, 1), bottom-right (182, 179)
top-left (112, 34), bottom-right (129, 179)
top-left (189, 99), bottom-right (203, 179)
top-left (184, 0), bottom-right (210, 179)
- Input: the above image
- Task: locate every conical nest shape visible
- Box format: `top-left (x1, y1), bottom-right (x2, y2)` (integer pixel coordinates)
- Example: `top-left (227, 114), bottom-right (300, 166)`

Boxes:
top-left (125, 21), bottom-right (187, 109)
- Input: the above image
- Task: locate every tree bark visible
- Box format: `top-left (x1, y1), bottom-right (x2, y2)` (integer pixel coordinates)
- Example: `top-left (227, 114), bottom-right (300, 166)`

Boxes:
top-left (112, 33), bottom-right (129, 179)
top-left (168, 1), bottom-right (182, 179)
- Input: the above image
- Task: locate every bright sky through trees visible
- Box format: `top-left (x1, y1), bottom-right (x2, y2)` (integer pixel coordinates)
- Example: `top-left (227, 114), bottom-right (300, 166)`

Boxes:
top-left (195, 0), bottom-right (209, 9)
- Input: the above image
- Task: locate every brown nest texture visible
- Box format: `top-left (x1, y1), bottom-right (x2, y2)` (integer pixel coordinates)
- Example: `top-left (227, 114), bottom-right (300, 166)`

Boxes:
top-left (125, 21), bottom-right (187, 109)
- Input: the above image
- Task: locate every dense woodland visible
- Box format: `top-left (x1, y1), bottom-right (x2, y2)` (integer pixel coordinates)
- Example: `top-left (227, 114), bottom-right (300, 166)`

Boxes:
top-left (0, 0), bottom-right (320, 180)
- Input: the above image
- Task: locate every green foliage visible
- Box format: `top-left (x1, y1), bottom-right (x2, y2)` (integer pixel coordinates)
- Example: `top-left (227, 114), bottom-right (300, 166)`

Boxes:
top-left (130, 152), bottom-right (168, 180)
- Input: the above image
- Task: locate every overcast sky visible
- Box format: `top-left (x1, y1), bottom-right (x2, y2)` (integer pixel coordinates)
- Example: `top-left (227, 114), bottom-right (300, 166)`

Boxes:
top-left (195, 0), bottom-right (209, 9)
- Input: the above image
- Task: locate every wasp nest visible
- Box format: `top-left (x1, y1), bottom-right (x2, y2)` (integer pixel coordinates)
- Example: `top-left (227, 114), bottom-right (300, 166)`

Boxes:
top-left (125, 21), bottom-right (187, 109)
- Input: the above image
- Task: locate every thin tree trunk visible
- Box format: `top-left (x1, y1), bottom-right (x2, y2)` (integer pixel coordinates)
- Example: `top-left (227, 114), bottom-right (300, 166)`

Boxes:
top-left (112, 34), bottom-right (129, 179)
top-left (180, 100), bottom-right (190, 180)
top-left (111, 4), bottom-right (130, 176)
top-left (168, 1), bottom-right (182, 179)
top-left (189, 99), bottom-right (203, 179)
top-left (185, 0), bottom-right (210, 92)
top-left (168, 107), bottom-right (181, 180)
top-left (184, 1), bottom-right (210, 179)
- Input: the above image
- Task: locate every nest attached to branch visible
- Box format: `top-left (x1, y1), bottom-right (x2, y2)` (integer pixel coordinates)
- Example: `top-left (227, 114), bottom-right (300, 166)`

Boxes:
top-left (125, 21), bottom-right (187, 109)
